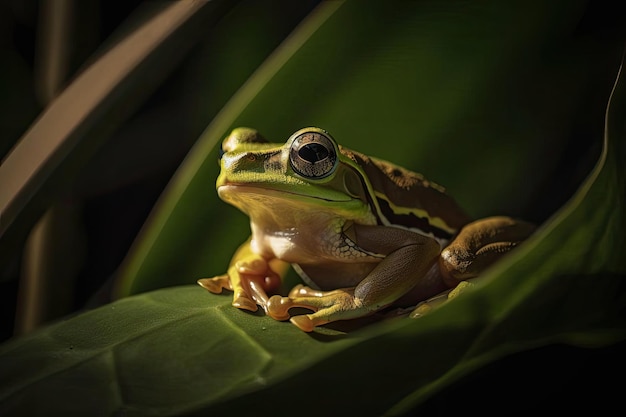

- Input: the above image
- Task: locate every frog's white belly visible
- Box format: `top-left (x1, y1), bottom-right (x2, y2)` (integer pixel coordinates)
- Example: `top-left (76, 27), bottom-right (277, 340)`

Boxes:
top-left (252, 232), bottom-right (298, 261)
top-left (249, 222), bottom-right (316, 263)
top-left (250, 213), bottom-right (362, 263)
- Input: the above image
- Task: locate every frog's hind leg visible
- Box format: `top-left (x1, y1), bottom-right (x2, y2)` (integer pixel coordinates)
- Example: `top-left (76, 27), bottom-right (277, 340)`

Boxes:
top-left (408, 216), bottom-right (535, 318)
top-left (438, 216), bottom-right (536, 287)
top-left (268, 224), bottom-right (442, 332)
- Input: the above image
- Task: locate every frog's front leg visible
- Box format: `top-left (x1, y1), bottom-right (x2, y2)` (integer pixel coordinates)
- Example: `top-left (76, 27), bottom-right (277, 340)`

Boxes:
top-left (267, 225), bottom-right (441, 332)
top-left (198, 238), bottom-right (288, 314)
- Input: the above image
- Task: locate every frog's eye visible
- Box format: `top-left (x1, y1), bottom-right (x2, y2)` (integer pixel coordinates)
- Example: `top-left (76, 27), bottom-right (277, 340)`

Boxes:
top-left (289, 129), bottom-right (338, 179)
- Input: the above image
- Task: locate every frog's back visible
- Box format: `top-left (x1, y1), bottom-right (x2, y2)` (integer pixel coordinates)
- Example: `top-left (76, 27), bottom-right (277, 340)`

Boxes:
top-left (341, 147), bottom-right (470, 242)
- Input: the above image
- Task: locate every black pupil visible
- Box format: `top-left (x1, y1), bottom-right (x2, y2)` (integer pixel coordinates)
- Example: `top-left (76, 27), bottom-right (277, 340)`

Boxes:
top-left (298, 143), bottom-right (328, 163)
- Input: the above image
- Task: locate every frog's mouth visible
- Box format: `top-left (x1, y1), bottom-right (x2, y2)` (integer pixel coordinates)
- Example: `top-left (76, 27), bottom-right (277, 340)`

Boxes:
top-left (218, 183), bottom-right (376, 224)
top-left (218, 184), bottom-right (354, 204)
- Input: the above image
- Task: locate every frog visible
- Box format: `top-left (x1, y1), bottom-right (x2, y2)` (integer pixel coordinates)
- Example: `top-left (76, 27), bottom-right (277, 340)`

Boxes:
top-left (198, 127), bottom-right (535, 332)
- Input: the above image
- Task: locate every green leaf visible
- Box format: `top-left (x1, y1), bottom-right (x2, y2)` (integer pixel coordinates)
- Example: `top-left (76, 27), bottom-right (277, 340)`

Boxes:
top-left (0, 286), bottom-right (360, 416)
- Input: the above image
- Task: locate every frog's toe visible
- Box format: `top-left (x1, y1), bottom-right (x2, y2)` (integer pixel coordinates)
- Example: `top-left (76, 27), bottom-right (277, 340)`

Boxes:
top-left (447, 279), bottom-right (475, 299)
top-left (408, 280), bottom-right (476, 318)
top-left (290, 315), bottom-right (317, 332)
top-left (197, 275), bottom-right (232, 294)
top-left (232, 295), bottom-right (259, 312)
top-left (288, 284), bottom-right (305, 297)
top-left (288, 284), bottom-right (324, 298)
top-left (408, 290), bottom-right (451, 318)
top-left (408, 301), bottom-right (434, 318)
top-left (266, 295), bottom-right (294, 321)
top-left (288, 303), bottom-right (345, 331)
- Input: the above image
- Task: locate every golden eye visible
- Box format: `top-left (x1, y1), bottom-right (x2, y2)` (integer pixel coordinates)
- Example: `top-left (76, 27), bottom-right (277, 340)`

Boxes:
top-left (289, 129), bottom-right (338, 179)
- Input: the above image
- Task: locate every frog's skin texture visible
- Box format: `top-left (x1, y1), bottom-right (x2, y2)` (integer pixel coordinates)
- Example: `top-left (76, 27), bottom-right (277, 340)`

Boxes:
top-left (198, 127), bottom-right (535, 332)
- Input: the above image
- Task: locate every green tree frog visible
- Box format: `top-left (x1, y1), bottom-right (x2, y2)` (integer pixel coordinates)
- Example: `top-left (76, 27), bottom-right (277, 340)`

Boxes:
top-left (198, 127), bottom-right (535, 332)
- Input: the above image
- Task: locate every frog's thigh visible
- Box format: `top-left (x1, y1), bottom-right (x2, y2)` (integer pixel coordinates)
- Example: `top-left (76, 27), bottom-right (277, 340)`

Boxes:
top-left (353, 223), bottom-right (443, 298)
top-left (440, 216), bottom-right (535, 286)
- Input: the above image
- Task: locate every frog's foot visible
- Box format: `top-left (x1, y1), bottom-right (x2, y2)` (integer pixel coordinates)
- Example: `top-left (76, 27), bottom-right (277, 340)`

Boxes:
top-left (198, 258), bottom-right (281, 314)
top-left (267, 287), bottom-right (369, 332)
top-left (198, 274), bottom-right (259, 312)
top-left (409, 280), bottom-right (476, 318)
top-left (198, 275), bottom-right (232, 294)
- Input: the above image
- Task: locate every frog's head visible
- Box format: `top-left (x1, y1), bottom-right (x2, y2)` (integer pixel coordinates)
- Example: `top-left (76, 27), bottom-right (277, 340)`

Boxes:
top-left (216, 127), bottom-right (377, 223)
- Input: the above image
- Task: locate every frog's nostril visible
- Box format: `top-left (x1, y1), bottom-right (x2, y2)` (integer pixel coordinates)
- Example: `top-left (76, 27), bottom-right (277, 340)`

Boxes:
top-left (222, 152), bottom-right (258, 171)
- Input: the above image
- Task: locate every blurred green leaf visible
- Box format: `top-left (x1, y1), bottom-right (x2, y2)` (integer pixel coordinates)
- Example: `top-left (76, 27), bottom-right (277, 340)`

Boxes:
top-left (0, 0), bottom-right (237, 278)
top-left (114, 0), bottom-right (621, 296)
